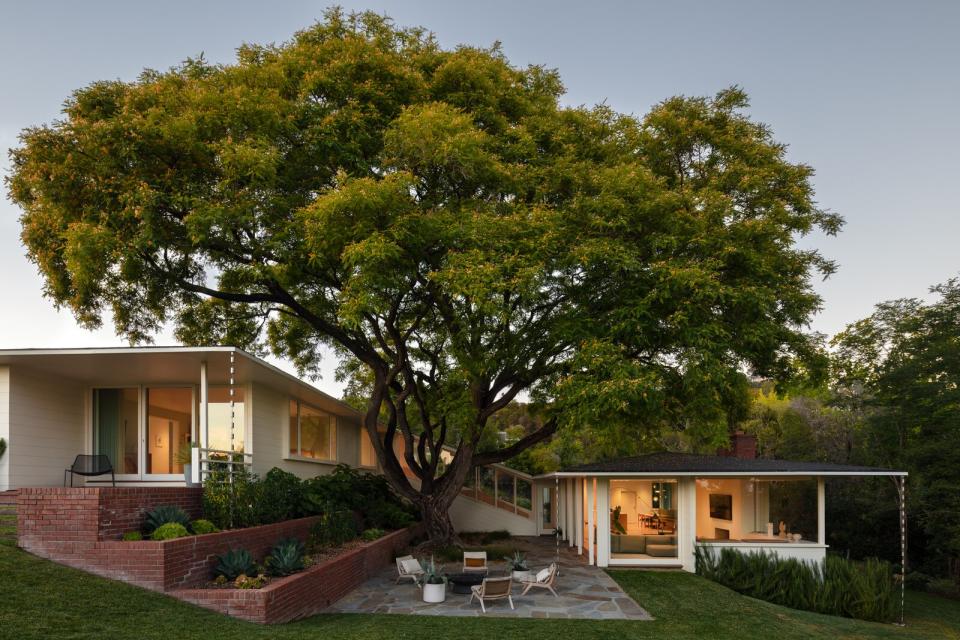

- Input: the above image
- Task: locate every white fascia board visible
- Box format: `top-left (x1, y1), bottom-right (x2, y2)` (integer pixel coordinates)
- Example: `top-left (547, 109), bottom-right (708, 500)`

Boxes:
top-left (536, 470), bottom-right (907, 479)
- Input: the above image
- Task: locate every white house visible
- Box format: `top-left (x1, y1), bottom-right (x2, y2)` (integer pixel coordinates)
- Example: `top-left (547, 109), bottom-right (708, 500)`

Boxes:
top-left (0, 346), bottom-right (905, 572)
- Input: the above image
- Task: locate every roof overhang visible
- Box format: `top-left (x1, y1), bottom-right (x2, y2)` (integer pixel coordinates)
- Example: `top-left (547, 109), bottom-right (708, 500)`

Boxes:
top-left (535, 470), bottom-right (907, 479)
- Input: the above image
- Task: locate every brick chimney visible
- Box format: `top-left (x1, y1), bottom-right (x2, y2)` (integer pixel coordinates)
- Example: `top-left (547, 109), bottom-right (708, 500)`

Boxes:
top-left (717, 431), bottom-right (757, 459)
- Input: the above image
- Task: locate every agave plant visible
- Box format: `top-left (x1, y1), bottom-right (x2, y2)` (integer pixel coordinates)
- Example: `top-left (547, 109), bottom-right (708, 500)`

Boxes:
top-left (265, 538), bottom-right (306, 576)
top-left (214, 548), bottom-right (256, 581)
top-left (144, 505), bottom-right (191, 534)
top-left (415, 556), bottom-right (446, 586)
top-left (503, 550), bottom-right (528, 572)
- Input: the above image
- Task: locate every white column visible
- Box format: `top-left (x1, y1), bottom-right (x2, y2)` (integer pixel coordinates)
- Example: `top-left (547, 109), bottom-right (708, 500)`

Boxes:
top-left (587, 476), bottom-right (595, 565)
top-left (680, 478), bottom-right (697, 572)
top-left (817, 476), bottom-right (826, 545)
top-left (195, 360), bottom-right (208, 484)
top-left (575, 477), bottom-right (584, 555)
top-left (567, 479), bottom-right (575, 546)
top-left (597, 477), bottom-right (610, 568)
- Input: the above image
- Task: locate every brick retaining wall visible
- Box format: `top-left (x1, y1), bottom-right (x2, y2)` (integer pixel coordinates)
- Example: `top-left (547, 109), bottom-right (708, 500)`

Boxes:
top-left (174, 526), bottom-right (421, 623)
top-left (17, 487), bottom-right (202, 543)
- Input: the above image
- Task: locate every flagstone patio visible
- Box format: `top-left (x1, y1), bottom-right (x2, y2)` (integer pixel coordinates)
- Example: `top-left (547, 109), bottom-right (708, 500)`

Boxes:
top-left (326, 537), bottom-right (653, 620)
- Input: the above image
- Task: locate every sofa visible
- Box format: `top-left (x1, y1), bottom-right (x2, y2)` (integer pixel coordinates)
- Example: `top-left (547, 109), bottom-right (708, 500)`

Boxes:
top-left (611, 534), bottom-right (678, 557)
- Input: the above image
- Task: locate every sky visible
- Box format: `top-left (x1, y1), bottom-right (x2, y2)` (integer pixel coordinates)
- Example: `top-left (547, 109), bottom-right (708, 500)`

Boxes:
top-left (1, 0), bottom-right (958, 397)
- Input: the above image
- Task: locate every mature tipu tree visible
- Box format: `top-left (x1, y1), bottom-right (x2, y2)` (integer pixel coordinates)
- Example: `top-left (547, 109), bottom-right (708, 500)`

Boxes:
top-left (7, 10), bottom-right (840, 543)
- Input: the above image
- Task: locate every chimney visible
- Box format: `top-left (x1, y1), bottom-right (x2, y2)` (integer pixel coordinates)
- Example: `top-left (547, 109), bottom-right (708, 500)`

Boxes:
top-left (718, 431), bottom-right (757, 459)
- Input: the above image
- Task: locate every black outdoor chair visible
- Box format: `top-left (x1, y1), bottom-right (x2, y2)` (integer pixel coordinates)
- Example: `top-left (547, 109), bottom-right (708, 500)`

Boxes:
top-left (64, 454), bottom-right (115, 487)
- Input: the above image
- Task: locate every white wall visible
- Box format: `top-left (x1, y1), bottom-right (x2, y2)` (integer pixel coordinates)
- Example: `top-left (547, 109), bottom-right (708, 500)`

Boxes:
top-left (7, 367), bottom-right (85, 488)
top-left (0, 367), bottom-right (9, 491)
top-left (698, 542), bottom-right (827, 565)
top-left (248, 382), bottom-right (367, 480)
top-left (448, 492), bottom-right (538, 535)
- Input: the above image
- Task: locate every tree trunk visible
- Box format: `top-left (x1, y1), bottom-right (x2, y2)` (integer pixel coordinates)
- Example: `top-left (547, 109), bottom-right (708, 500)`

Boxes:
top-left (418, 495), bottom-right (459, 548)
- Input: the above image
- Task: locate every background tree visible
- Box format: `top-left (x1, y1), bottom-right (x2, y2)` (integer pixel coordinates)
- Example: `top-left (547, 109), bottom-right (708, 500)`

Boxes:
top-left (832, 278), bottom-right (960, 583)
top-left (7, 9), bottom-right (840, 544)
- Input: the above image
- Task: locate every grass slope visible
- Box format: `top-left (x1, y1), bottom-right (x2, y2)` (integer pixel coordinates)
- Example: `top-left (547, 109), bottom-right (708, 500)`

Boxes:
top-left (1, 539), bottom-right (957, 639)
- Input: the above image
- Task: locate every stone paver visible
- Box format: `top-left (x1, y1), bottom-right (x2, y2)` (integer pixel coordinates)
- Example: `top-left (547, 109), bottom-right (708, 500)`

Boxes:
top-left (327, 537), bottom-right (652, 620)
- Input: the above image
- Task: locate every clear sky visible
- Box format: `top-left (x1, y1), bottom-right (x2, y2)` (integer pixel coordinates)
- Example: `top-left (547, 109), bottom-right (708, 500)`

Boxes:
top-left (1, 1), bottom-right (958, 397)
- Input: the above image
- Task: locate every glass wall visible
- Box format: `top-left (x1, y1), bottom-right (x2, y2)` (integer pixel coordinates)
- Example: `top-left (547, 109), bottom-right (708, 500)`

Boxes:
top-left (146, 387), bottom-right (192, 475)
top-left (93, 388), bottom-right (139, 474)
top-left (695, 478), bottom-right (818, 542)
top-left (609, 479), bottom-right (679, 559)
top-left (289, 399), bottom-right (337, 460)
top-left (207, 386), bottom-right (245, 452)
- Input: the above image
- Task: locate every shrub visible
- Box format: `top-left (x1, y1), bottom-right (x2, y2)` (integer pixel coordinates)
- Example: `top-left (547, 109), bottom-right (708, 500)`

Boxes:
top-left (266, 538), bottom-right (306, 576)
top-left (309, 509), bottom-right (360, 548)
top-left (695, 546), bottom-right (896, 622)
top-left (144, 505), bottom-right (191, 534)
top-left (121, 531), bottom-right (142, 541)
top-left (190, 519), bottom-right (220, 535)
top-left (259, 468), bottom-right (303, 524)
top-left (151, 522), bottom-right (190, 541)
top-left (202, 468), bottom-right (263, 530)
top-left (214, 549), bottom-right (256, 581)
top-left (301, 464), bottom-right (417, 529)
top-left (361, 528), bottom-right (386, 542)
top-left (234, 573), bottom-right (268, 589)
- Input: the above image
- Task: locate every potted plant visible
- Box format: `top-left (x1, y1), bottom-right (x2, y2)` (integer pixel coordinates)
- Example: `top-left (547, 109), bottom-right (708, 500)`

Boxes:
top-left (175, 441), bottom-right (198, 487)
top-left (416, 556), bottom-right (447, 603)
top-left (504, 550), bottom-right (531, 582)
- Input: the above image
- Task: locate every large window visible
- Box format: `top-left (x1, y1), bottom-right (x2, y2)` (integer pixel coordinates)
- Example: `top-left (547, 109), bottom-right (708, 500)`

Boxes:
top-left (146, 387), bottom-right (192, 475)
top-left (695, 478), bottom-right (818, 542)
top-left (206, 386), bottom-right (245, 452)
top-left (609, 479), bottom-right (679, 558)
top-left (289, 399), bottom-right (336, 461)
top-left (360, 429), bottom-right (377, 468)
top-left (93, 388), bottom-right (139, 474)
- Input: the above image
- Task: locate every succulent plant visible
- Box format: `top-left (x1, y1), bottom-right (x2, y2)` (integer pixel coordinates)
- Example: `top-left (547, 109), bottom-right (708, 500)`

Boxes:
top-left (415, 556), bottom-right (446, 586)
top-left (144, 505), bottom-right (191, 534)
top-left (190, 519), bottom-right (220, 535)
top-left (266, 538), bottom-right (306, 576)
top-left (504, 550), bottom-right (528, 571)
top-left (214, 548), bottom-right (256, 581)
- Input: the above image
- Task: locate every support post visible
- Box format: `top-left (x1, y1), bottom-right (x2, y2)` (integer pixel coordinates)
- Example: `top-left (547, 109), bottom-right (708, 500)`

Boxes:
top-left (597, 477), bottom-right (609, 568)
top-left (576, 477), bottom-right (583, 555)
top-left (196, 360), bottom-right (208, 485)
top-left (587, 477), bottom-right (595, 565)
top-left (567, 479), bottom-right (575, 547)
top-left (817, 476), bottom-right (826, 545)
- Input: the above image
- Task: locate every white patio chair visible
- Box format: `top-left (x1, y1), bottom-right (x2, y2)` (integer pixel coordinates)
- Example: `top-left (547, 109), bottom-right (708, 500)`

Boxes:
top-left (462, 551), bottom-right (488, 574)
top-left (395, 555), bottom-right (424, 585)
top-left (520, 562), bottom-right (559, 597)
top-left (469, 576), bottom-right (514, 612)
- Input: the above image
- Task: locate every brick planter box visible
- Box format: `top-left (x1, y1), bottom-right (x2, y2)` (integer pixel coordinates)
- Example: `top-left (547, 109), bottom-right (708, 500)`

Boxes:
top-left (173, 526), bottom-right (420, 624)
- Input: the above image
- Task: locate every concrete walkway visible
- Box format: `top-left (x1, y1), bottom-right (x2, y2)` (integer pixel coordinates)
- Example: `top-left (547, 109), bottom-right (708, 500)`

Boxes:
top-left (327, 537), bottom-right (652, 620)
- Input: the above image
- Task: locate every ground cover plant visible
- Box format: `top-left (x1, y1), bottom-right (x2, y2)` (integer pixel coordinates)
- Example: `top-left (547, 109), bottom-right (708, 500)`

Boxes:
top-left (695, 545), bottom-right (896, 622)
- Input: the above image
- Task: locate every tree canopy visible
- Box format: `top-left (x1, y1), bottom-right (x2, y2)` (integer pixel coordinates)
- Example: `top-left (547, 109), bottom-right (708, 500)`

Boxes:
top-left (7, 9), bottom-right (840, 542)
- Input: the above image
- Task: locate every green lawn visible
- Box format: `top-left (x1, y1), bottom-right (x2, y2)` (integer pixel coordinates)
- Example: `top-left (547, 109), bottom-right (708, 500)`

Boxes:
top-left (1, 538), bottom-right (958, 639)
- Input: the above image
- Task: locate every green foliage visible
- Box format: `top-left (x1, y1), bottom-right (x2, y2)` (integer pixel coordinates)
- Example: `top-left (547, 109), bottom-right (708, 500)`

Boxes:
top-left (832, 278), bottom-right (960, 581)
top-left (189, 519), bottom-right (220, 535)
top-left (234, 573), bottom-right (268, 589)
top-left (503, 551), bottom-right (528, 571)
top-left (9, 7), bottom-right (842, 545)
top-left (265, 538), bottom-right (306, 577)
top-left (121, 531), bottom-right (142, 541)
top-left (144, 505), bottom-right (191, 534)
top-left (213, 549), bottom-right (256, 581)
top-left (174, 442), bottom-right (196, 466)
top-left (201, 468), bottom-right (263, 530)
top-left (151, 523), bottom-right (190, 541)
top-left (695, 546), bottom-right (896, 622)
top-left (361, 528), bottom-right (385, 542)
top-left (415, 557), bottom-right (446, 586)
top-left (301, 465), bottom-right (415, 530)
top-left (0, 437), bottom-right (6, 460)
top-left (259, 468), bottom-right (304, 524)
top-left (309, 510), bottom-right (359, 549)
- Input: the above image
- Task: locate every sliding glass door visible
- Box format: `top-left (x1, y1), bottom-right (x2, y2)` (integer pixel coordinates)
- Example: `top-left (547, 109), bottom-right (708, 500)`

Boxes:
top-left (93, 386), bottom-right (195, 481)
top-left (93, 388), bottom-right (139, 476)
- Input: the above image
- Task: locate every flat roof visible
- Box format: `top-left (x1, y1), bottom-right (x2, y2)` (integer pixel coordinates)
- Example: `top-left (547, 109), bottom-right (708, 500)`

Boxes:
top-left (0, 346), bottom-right (362, 419)
top-left (537, 452), bottom-right (906, 478)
